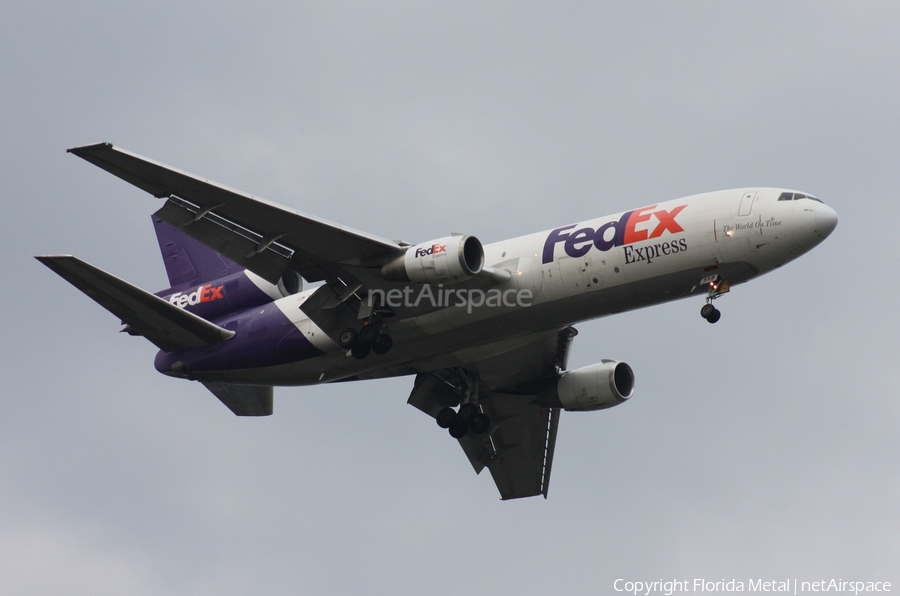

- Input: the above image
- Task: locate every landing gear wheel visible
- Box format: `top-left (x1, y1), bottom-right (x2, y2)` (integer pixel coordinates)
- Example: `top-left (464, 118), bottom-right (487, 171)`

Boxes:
top-left (470, 413), bottom-right (491, 434)
top-left (700, 303), bottom-right (716, 320)
top-left (358, 324), bottom-right (379, 344)
top-left (372, 333), bottom-right (393, 355)
top-left (706, 308), bottom-right (721, 324)
top-left (457, 403), bottom-right (478, 423)
top-left (448, 422), bottom-right (469, 439)
top-left (338, 328), bottom-right (358, 349)
top-left (436, 407), bottom-right (457, 429)
top-left (350, 342), bottom-right (371, 359)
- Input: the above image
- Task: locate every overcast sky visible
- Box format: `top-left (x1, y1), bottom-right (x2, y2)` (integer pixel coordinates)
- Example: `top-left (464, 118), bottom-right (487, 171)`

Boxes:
top-left (2, 2), bottom-right (898, 595)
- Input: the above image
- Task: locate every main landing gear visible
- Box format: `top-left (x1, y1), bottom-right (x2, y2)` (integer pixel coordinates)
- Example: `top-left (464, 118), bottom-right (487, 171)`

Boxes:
top-left (436, 404), bottom-right (492, 439)
top-left (433, 369), bottom-right (491, 439)
top-left (699, 275), bottom-right (730, 324)
top-left (338, 320), bottom-right (393, 359)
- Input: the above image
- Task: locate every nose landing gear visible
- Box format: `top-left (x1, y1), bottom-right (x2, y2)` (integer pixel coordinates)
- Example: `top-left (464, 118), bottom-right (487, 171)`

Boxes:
top-left (699, 275), bottom-right (729, 324)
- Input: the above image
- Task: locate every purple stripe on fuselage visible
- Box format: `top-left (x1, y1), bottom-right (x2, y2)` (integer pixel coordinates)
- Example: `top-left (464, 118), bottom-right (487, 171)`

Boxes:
top-left (154, 305), bottom-right (323, 374)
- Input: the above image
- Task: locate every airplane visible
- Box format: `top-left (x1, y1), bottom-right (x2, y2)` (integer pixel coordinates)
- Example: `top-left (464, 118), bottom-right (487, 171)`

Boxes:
top-left (37, 143), bottom-right (838, 500)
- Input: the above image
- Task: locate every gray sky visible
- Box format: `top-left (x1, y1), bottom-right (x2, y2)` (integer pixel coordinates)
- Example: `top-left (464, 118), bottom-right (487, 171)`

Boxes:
top-left (2, 2), bottom-right (897, 594)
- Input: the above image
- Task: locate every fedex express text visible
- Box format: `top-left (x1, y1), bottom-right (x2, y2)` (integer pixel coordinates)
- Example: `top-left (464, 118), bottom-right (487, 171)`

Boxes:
top-left (543, 204), bottom-right (688, 265)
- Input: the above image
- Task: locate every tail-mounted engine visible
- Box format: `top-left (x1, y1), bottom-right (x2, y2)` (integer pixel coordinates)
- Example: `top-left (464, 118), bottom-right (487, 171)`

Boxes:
top-left (381, 235), bottom-right (484, 283)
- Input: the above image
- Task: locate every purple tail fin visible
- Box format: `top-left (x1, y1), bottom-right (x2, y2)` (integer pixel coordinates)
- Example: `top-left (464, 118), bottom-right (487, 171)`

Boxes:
top-left (153, 217), bottom-right (242, 288)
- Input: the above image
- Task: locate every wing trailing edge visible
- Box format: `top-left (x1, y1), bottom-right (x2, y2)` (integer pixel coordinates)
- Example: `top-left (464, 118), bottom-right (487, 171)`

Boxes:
top-left (35, 255), bottom-right (235, 352)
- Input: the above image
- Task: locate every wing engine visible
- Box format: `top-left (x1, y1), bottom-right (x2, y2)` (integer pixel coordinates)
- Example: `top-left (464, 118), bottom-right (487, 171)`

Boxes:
top-left (381, 235), bottom-right (484, 283)
top-left (539, 360), bottom-right (635, 411)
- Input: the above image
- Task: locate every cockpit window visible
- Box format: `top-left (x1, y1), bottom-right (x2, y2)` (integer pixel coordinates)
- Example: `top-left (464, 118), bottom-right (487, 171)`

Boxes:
top-left (778, 192), bottom-right (824, 204)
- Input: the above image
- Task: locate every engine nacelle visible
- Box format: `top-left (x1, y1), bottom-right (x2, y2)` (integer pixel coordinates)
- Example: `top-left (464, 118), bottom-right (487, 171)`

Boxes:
top-left (542, 360), bottom-right (635, 411)
top-left (274, 268), bottom-right (303, 296)
top-left (381, 235), bottom-right (484, 283)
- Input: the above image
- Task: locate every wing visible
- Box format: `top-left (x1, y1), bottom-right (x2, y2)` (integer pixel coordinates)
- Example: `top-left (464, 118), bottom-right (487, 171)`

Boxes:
top-left (67, 143), bottom-right (517, 345)
top-left (462, 393), bottom-right (561, 501)
top-left (36, 255), bottom-right (235, 352)
top-left (68, 143), bottom-right (404, 285)
top-left (408, 327), bottom-right (578, 500)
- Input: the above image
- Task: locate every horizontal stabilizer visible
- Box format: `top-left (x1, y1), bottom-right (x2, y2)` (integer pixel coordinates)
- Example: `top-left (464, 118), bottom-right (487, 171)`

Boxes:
top-left (201, 382), bottom-right (273, 416)
top-left (35, 255), bottom-right (235, 352)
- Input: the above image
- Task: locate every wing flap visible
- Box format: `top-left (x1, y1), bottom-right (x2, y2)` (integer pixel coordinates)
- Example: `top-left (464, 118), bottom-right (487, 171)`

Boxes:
top-left (36, 255), bottom-right (235, 352)
top-left (201, 382), bottom-right (273, 416)
top-left (153, 198), bottom-right (293, 284)
top-left (467, 395), bottom-right (560, 500)
top-left (486, 399), bottom-right (560, 500)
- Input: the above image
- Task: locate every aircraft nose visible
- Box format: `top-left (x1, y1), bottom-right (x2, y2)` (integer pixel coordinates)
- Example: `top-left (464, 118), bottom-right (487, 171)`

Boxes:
top-left (814, 204), bottom-right (838, 239)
